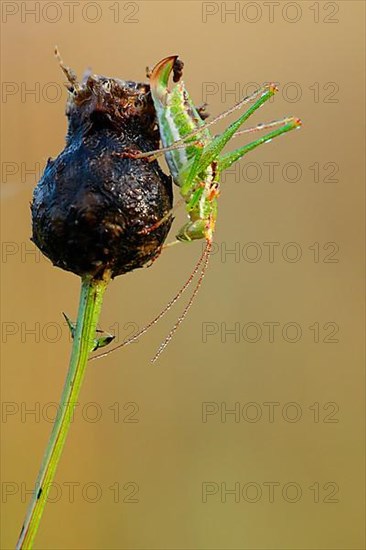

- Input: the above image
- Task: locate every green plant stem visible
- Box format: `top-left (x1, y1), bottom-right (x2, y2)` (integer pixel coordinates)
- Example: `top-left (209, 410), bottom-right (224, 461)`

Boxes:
top-left (16, 272), bottom-right (110, 549)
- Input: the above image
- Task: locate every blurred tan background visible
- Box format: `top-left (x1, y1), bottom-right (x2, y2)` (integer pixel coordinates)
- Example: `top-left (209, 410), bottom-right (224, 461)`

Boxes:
top-left (1, 1), bottom-right (365, 548)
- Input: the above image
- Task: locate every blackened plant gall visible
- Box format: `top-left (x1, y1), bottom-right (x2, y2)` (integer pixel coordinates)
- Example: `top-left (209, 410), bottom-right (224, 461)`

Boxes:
top-left (31, 58), bottom-right (173, 279)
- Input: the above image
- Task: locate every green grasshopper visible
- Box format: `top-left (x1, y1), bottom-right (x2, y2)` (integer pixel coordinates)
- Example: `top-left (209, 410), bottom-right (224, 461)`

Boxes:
top-left (146, 56), bottom-right (301, 246)
top-left (92, 55), bottom-right (302, 362)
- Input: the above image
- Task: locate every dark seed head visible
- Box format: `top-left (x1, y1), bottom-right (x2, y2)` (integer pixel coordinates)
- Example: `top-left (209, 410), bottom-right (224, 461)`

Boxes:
top-left (31, 59), bottom-right (173, 279)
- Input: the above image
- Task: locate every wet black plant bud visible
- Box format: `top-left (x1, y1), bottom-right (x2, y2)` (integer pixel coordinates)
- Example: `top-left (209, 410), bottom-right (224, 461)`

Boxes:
top-left (31, 55), bottom-right (173, 279)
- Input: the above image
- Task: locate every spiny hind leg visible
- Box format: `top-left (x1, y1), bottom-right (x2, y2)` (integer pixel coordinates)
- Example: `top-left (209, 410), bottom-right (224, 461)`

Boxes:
top-left (117, 110), bottom-right (292, 166)
top-left (218, 117), bottom-right (302, 172)
top-left (192, 85), bottom-right (279, 174)
top-left (125, 85), bottom-right (278, 163)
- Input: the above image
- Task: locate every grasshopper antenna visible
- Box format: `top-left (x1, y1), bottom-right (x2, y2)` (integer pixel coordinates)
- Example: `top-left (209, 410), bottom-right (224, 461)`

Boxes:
top-left (151, 240), bottom-right (212, 363)
top-left (89, 242), bottom-right (210, 361)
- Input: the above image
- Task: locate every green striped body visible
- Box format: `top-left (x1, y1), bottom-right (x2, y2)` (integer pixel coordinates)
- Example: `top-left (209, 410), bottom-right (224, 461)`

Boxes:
top-left (149, 56), bottom-right (301, 243)
top-left (150, 56), bottom-right (218, 242)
